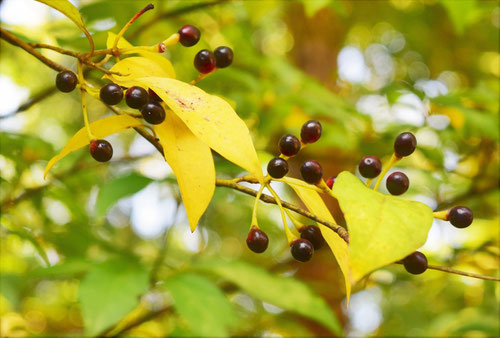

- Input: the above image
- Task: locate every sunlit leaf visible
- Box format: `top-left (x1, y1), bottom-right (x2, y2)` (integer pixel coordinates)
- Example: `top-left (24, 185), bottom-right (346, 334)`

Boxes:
top-left (43, 115), bottom-right (143, 178)
top-left (136, 77), bottom-right (263, 181)
top-left (194, 259), bottom-right (343, 335)
top-left (106, 56), bottom-right (175, 84)
top-left (154, 111), bottom-right (215, 232)
top-left (78, 258), bottom-right (149, 336)
top-left (289, 184), bottom-right (352, 303)
top-left (165, 273), bottom-right (238, 337)
top-left (331, 171), bottom-right (433, 283)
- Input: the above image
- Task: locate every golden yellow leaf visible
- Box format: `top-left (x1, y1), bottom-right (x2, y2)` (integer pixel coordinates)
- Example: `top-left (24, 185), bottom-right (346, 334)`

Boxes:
top-left (137, 77), bottom-right (263, 181)
top-left (106, 57), bottom-right (175, 84)
top-left (44, 115), bottom-right (143, 178)
top-left (106, 32), bottom-right (133, 49)
top-left (154, 111), bottom-right (215, 232)
top-left (289, 185), bottom-right (352, 303)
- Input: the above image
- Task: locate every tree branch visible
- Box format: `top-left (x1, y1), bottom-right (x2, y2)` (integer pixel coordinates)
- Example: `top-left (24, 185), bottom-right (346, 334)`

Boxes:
top-left (427, 264), bottom-right (500, 282)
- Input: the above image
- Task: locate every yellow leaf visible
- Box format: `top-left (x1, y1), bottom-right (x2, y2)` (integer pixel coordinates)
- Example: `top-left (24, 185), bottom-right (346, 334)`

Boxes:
top-left (332, 171), bottom-right (433, 283)
top-left (289, 185), bottom-right (352, 303)
top-left (106, 32), bottom-right (133, 49)
top-left (106, 57), bottom-right (175, 84)
top-left (44, 115), bottom-right (142, 178)
top-left (137, 77), bottom-right (263, 181)
top-left (154, 112), bottom-right (215, 232)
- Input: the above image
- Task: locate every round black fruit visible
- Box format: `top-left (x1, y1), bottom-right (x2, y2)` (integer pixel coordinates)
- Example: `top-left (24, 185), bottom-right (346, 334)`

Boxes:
top-left (300, 120), bottom-right (322, 144)
top-left (194, 49), bottom-right (216, 74)
top-left (100, 83), bottom-right (123, 105)
top-left (358, 156), bottom-right (382, 178)
top-left (246, 226), bottom-right (269, 253)
top-left (278, 134), bottom-right (301, 157)
top-left (148, 89), bottom-right (162, 102)
top-left (394, 132), bottom-right (417, 157)
top-left (56, 71), bottom-right (78, 93)
top-left (214, 46), bottom-right (233, 68)
top-left (300, 225), bottom-right (324, 250)
top-left (300, 160), bottom-right (323, 184)
top-left (449, 206), bottom-right (473, 228)
top-left (141, 102), bottom-right (165, 125)
top-left (291, 239), bottom-right (314, 262)
top-left (125, 86), bottom-right (148, 109)
top-left (386, 171), bottom-right (409, 195)
top-left (267, 157), bottom-right (289, 179)
top-left (178, 25), bottom-right (201, 47)
top-left (403, 251), bottom-right (428, 275)
top-left (89, 139), bottom-right (113, 162)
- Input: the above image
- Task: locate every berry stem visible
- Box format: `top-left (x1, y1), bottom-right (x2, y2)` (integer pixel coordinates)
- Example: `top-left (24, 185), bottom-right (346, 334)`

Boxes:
top-left (275, 177), bottom-right (324, 193)
top-left (284, 208), bottom-right (304, 232)
top-left (250, 184), bottom-right (265, 229)
top-left (113, 4), bottom-right (155, 51)
top-left (433, 210), bottom-right (450, 220)
top-left (365, 178), bottom-right (374, 187)
top-left (189, 69), bottom-right (218, 85)
top-left (373, 153), bottom-right (401, 191)
top-left (266, 184), bottom-right (296, 244)
top-left (77, 61), bottom-right (95, 140)
top-left (162, 33), bottom-right (181, 46)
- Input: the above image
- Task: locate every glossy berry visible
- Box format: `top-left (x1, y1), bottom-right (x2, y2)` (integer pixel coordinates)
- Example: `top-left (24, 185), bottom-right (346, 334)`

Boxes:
top-left (449, 206), bottom-right (473, 228)
top-left (214, 46), bottom-right (233, 68)
top-left (148, 89), bottom-right (162, 102)
top-left (300, 120), bottom-right (322, 144)
top-left (291, 239), bottom-right (314, 262)
top-left (141, 102), bottom-right (165, 125)
top-left (358, 156), bottom-right (382, 179)
top-left (300, 160), bottom-right (323, 184)
top-left (246, 226), bottom-right (269, 253)
top-left (56, 71), bottom-right (78, 93)
top-left (194, 49), bottom-right (216, 74)
top-left (89, 139), bottom-right (113, 162)
top-left (300, 226), bottom-right (324, 250)
top-left (326, 176), bottom-right (336, 189)
top-left (100, 83), bottom-right (123, 105)
top-left (386, 171), bottom-right (409, 195)
top-left (125, 86), bottom-right (148, 109)
top-left (394, 132), bottom-right (417, 158)
top-left (267, 157), bottom-right (288, 179)
top-left (403, 251), bottom-right (428, 275)
top-left (278, 134), bottom-right (301, 157)
top-left (178, 25), bottom-right (201, 47)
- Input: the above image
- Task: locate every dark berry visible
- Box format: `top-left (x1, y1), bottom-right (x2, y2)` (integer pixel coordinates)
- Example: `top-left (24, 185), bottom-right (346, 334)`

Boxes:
top-left (246, 226), bottom-right (269, 253)
top-left (386, 171), bottom-right (409, 195)
top-left (394, 132), bottom-right (417, 158)
top-left (300, 120), bottom-right (322, 144)
top-left (291, 239), bottom-right (314, 262)
top-left (403, 251), bottom-right (428, 275)
top-left (56, 71), bottom-right (78, 93)
top-left (278, 134), bottom-right (301, 157)
top-left (300, 160), bottom-right (323, 184)
top-left (100, 83), bottom-right (123, 105)
top-left (449, 206), bottom-right (473, 228)
top-left (326, 176), bottom-right (336, 189)
top-left (125, 86), bottom-right (148, 109)
top-left (358, 156), bottom-right (382, 179)
top-left (194, 49), bottom-right (215, 74)
top-left (267, 157), bottom-right (288, 179)
top-left (214, 46), bottom-right (233, 68)
top-left (89, 139), bottom-right (113, 162)
top-left (148, 89), bottom-right (162, 102)
top-left (141, 102), bottom-right (165, 125)
top-left (178, 25), bottom-right (201, 47)
top-left (300, 225), bottom-right (324, 250)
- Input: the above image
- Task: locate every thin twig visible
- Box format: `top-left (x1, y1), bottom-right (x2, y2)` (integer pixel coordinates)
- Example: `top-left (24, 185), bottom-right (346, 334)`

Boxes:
top-left (427, 264), bottom-right (500, 281)
top-left (0, 86), bottom-right (57, 120)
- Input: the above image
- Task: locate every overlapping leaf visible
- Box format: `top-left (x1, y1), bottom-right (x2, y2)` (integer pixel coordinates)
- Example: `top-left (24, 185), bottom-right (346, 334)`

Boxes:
top-left (154, 111), bottom-right (215, 231)
top-left (44, 115), bottom-right (142, 178)
top-left (331, 171), bottom-right (433, 283)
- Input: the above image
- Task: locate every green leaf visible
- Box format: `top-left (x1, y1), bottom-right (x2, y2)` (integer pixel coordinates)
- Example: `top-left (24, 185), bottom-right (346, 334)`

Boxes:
top-left (331, 171), bottom-right (433, 283)
top-left (30, 259), bottom-right (92, 278)
top-left (96, 172), bottom-right (153, 217)
top-left (165, 273), bottom-right (238, 337)
top-left (440, 0), bottom-right (482, 34)
top-left (194, 260), bottom-right (343, 335)
top-left (78, 258), bottom-right (149, 336)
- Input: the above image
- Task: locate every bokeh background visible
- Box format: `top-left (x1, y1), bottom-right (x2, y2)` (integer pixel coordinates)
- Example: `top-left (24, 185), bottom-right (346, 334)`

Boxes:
top-left (1, 0), bottom-right (499, 336)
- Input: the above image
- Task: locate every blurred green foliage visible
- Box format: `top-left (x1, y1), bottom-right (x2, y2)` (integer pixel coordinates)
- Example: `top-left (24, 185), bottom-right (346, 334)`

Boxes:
top-left (0, 0), bottom-right (498, 336)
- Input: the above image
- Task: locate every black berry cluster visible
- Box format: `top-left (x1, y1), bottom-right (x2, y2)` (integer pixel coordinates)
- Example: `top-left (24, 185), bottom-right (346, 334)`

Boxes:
top-left (194, 46), bottom-right (233, 74)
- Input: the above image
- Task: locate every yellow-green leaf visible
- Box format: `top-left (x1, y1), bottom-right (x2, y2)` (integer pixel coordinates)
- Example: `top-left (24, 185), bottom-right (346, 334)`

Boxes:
top-left (289, 185), bottom-right (352, 302)
top-left (136, 77), bottom-right (263, 181)
top-left (44, 115), bottom-right (142, 178)
top-left (331, 171), bottom-right (433, 283)
top-left (106, 57), bottom-right (175, 84)
top-left (154, 111), bottom-right (215, 232)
